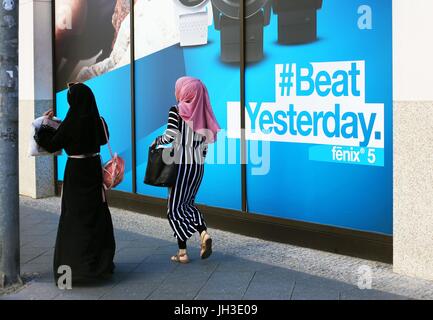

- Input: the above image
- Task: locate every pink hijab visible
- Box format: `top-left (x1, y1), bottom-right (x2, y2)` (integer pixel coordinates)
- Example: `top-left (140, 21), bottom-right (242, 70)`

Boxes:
top-left (175, 77), bottom-right (220, 143)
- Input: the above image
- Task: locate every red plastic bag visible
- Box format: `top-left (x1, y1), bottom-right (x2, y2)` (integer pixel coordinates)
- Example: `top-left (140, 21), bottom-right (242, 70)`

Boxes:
top-left (100, 118), bottom-right (125, 190)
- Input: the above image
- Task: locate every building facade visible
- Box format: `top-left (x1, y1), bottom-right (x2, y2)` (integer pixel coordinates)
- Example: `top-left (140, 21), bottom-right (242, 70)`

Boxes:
top-left (18, 0), bottom-right (433, 281)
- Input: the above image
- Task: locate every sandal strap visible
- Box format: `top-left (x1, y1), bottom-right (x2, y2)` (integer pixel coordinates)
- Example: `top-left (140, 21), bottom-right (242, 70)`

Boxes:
top-left (201, 234), bottom-right (210, 247)
top-left (172, 253), bottom-right (189, 261)
top-left (201, 232), bottom-right (209, 242)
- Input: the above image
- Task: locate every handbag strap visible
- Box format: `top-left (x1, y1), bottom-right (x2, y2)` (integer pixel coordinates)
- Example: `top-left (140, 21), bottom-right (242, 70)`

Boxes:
top-left (100, 117), bottom-right (114, 159)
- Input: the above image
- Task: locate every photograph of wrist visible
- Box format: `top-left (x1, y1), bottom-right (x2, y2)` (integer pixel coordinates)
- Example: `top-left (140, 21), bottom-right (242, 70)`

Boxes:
top-left (211, 0), bottom-right (271, 63)
top-left (173, 0), bottom-right (212, 47)
top-left (273, 0), bottom-right (323, 45)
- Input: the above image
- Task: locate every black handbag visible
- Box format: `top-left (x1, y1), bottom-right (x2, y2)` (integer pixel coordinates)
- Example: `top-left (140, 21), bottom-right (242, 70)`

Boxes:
top-left (144, 146), bottom-right (177, 187)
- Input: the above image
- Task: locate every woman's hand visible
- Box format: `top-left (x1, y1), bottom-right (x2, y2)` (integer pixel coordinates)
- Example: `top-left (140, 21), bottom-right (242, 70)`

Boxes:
top-left (43, 109), bottom-right (54, 119)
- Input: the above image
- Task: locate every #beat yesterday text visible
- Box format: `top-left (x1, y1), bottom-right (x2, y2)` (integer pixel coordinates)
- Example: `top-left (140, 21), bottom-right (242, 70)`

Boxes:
top-left (227, 61), bottom-right (385, 167)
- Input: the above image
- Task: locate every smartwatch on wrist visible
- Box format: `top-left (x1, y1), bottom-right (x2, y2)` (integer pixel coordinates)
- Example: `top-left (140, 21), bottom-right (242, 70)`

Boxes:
top-left (273, 0), bottom-right (323, 45)
top-left (173, 0), bottom-right (213, 47)
top-left (211, 0), bottom-right (271, 63)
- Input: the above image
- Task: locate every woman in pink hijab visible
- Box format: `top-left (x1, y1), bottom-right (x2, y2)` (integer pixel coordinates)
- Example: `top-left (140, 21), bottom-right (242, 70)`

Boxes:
top-left (152, 77), bottom-right (220, 263)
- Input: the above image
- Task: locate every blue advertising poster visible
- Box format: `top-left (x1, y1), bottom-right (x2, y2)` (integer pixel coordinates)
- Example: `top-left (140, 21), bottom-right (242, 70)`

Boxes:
top-left (231, 0), bottom-right (393, 234)
top-left (133, 0), bottom-right (242, 211)
top-left (54, 0), bottom-right (393, 235)
top-left (54, 0), bottom-right (133, 193)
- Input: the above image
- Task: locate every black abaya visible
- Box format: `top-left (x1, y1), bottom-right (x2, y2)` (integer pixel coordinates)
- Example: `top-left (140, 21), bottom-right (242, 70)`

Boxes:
top-left (35, 83), bottom-right (116, 284)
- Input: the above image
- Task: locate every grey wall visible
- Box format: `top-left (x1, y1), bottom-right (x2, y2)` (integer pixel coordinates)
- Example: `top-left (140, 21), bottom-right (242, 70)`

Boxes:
top-left (19, 0), bottom-right (55, 198)
top-left (393, 1), bottom-right (433, 280)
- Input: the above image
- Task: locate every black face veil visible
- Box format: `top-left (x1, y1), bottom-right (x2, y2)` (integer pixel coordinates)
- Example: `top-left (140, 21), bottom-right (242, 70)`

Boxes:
top-left (64, 83), bottom-right (105, 150)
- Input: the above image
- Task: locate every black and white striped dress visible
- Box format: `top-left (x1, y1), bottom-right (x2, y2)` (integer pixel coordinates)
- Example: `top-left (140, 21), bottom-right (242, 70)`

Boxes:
top-left (155, 106), bottom-right (208, 242)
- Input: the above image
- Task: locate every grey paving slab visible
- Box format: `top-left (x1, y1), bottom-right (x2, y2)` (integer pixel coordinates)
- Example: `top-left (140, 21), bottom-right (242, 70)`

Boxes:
top-left (21, 253), bottom-right (46, 264)
top-left (243, 287), bottom-right (295, 300)
top-left (170, 260), bottom-right (220, 275)
top-left (115, 239), bottom-right (163, 250)
top-left (111, 270), bottom-right (131, 281)
top-left (40, 272), bottom-right (127, 297)
top-left (291, 285), bottom-right (340, 300)
top-left (23, 222), bottom-right (57, 230)
top-left (3, 197), bottom-right (431, 300)
top-left (216, 258), bottom-right (275, 273)
top-left (196, 271), bottom-right (255, 297)
top-left (20, 225), bottom-right (57, 236)
top-left (155, 244), bottom-right (187, 255)
top-left (100, 283), bottom-right (157, 300)
top-left (165, 269), bottom-right (213, 282)
top-left (21, 242), bottom-right (54, 250)
top-left (116, 247), bottom-right (156, 256)
top-left (20, 248), bottom-right (51, 264)
top-left (55, 293), bottom-right (104, 300)
top-left (148, 290), bottom-right (198, 300)
top-left (21, 232), bottom-right (54, 241)
top-left (113, 231), bottom-right (146, 241)
top-left (114, 248), bottom-right (152, 264)
top-left (194, 291), bottom-right (246, 300)
top-left (53, 286), bottom-right (112, 300)
top-left (20, 247), bottom-right (49, 257)
top-left (132, 254), bottom-right (180, 273)
top-left (113, 263), bottom-right (140, 273)
top-left (21, 235), bottom-right (56, 248)
top-left (26, 252), bottom-right (53, 265)
top-left (24, 219), bottom-right (58, 228)
top-left (291, 276), bottom-right (356, 300)
top-left (243, 271), bottom-right (296, 300)
top-left (20, 217), bottom-right (48, 226)
top-left (253, 267), bottom-right (313, 282)
top-left (121, 271), bottom-right (169, 285)
top-left (152, 270), bottom-right (212, 299)
top-left (37, 217), bottom-right (60, 225)
top-left (340, 288), bottom-right (409, 300)
top-left (20, 262), bottom-right (52, 274)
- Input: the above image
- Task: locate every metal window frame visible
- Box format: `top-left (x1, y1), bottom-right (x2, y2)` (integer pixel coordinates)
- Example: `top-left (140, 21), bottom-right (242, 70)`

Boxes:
top-left (51, 1), bottom-right (58, 194)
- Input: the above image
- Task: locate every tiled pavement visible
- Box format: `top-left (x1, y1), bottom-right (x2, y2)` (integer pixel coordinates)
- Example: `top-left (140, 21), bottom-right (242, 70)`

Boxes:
top-left (1, 196), bottom-right (433, 300)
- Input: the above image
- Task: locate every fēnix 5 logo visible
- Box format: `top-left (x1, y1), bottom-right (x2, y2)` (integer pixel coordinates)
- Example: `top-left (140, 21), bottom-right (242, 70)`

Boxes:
top-left (227, 61), bottom-right (385, 167)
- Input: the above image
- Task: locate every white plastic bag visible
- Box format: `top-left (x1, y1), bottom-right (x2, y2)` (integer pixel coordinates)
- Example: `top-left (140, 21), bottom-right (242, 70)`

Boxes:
top-left (29, 116), bottom-right (63, 157)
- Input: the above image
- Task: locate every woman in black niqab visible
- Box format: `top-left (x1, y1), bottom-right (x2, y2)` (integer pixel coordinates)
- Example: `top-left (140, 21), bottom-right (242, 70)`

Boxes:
top-left (36, 83), bottom-right (116, 285)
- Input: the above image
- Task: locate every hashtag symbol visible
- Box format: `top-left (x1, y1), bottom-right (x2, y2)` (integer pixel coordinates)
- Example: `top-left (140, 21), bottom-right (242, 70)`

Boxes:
top-left (279, 64), bottom-right (294, 97)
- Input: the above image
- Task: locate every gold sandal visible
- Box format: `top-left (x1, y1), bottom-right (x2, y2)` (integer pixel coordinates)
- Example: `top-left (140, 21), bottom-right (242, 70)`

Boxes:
top-left (200, 232), bottom-right (213, 260)
top-left (171, 253), bottom-right (190, 264)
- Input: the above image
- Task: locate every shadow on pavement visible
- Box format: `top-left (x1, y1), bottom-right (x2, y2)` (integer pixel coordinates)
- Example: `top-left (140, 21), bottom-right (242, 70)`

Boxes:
top-left (0, 204), bottom-right (409, 301)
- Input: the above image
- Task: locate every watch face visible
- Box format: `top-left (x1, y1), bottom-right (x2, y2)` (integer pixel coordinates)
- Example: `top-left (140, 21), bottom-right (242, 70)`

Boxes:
top-left (179, 0), bottom-right (208, 7)
top-left (211, 0), bottom-right (269, 19)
